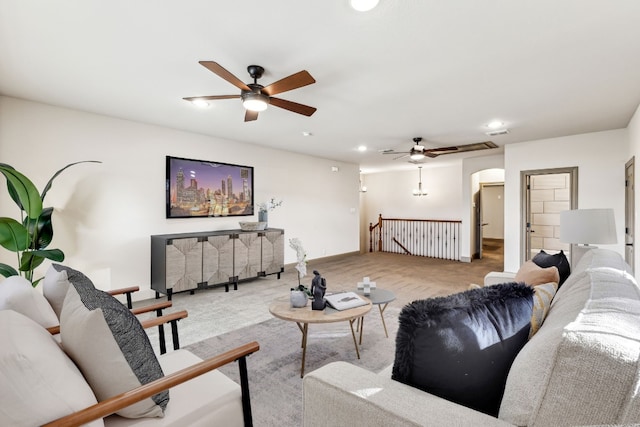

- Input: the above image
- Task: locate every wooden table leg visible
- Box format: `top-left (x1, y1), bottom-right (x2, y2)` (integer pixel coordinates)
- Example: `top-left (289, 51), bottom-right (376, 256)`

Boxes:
top-left (348, 319), bottom-right (361, 359)
top-left (358, 316), bottom-right (365, 345)
top-left (298, 322), bottom-right (309, 378)
top-left (379, 303), bottom-right (390, 338)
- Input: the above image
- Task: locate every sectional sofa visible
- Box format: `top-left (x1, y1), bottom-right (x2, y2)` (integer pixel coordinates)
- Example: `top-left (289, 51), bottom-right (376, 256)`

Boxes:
top-left (303, 249), bottom-right (640, 426)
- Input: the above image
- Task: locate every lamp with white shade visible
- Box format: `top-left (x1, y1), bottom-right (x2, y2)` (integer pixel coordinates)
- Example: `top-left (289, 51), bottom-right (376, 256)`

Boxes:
top-left (559, 208), bottom-right (617, 264)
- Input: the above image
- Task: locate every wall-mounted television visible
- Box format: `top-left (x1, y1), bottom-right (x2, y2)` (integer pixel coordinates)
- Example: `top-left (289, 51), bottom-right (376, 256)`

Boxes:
top-left (166, 156), bottom-right (254, 218)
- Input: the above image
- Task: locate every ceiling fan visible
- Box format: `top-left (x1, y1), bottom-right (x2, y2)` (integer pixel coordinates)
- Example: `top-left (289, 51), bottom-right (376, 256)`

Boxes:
top-left (382, 137), bottom-right (498, 162)
top-left (183, 61), bottom-right (317, 122)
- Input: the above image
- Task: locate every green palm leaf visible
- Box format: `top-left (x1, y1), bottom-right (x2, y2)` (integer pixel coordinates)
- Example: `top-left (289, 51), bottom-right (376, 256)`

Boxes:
top-left (41, 160), bottom-right (101, 201)
top-left (0, 218), bottom-right (30, 251)
top-left (0, 164), bottom-right (43, 219)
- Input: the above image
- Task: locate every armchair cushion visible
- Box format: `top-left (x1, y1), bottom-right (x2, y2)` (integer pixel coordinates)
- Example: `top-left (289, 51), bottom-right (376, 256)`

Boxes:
top-left (0, 310), bottom-right (103, 427)
top-left (392, 282), bottom-right (534, 417)
top-left (58, 264), bottom-right (169, 419)
top-left (0, 275), bottom-right (58, 328)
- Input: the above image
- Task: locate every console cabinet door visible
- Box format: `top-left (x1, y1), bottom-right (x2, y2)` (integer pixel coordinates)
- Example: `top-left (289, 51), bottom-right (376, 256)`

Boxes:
top-left (234, 232), bottom-right (261, 280)
top-left (262, 229), bottom-right (284, 275)
top-left (165, 237), bottom-right (202, 293)
top-left (202, 234), bottom-right (234, 286)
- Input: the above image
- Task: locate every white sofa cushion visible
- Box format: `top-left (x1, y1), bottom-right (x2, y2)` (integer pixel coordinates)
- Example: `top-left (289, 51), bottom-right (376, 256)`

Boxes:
top-left (0, 310), bottom-right (103, 427)
top-left (0, 275), bottom-right (58, 328)
top-left (104, 350), bottom-right (244, 427)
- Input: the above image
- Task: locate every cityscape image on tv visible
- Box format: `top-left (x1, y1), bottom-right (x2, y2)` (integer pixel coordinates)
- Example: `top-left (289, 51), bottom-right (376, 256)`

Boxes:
top-left (167, 157), bottom-right (253, 218)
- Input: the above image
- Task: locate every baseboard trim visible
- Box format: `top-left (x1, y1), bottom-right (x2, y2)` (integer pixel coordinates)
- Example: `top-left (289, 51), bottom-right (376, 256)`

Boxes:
top-left (284, 251), bottom-right (361, 270)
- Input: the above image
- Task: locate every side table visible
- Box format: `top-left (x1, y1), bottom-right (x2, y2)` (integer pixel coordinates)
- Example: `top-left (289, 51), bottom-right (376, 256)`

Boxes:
top-left (355, 288), bottom-right (396, 343)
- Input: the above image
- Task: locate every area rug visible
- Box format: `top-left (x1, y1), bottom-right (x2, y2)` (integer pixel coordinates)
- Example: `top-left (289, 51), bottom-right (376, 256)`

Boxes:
top-left (184, 306), bottom-right (401, 426)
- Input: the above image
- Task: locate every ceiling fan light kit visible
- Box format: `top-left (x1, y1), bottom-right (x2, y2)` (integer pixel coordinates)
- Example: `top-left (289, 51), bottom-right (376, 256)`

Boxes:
top-left (242, 92), bottom-right (269, 112)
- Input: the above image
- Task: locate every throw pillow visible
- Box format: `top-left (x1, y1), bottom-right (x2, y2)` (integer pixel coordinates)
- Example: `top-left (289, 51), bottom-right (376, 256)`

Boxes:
top-left (0, 310), bottom-right (103, 427)
top-left (514, 260), bottom-right (559, 287)
top-left (57, 264), bottom-right (169, 418)
top-left (392, 282), bottom-right (534, 417)
top-left (0, 275), bottom-right (59, 328)
top-left (532, 250), bottom-right (571, 286)
top-left (43, 264), bottom-right (74, 318)
top-left (529, 282), bottom-right (557, 338)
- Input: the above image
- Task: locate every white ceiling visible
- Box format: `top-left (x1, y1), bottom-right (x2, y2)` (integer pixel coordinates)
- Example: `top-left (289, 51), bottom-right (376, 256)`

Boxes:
top-left (1, 1), bottom-right (640, 173)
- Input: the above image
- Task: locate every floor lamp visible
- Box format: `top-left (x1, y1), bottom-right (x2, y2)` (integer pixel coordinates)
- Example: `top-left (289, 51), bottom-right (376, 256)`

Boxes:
top-left (559, 208), bottom-right (617, 265)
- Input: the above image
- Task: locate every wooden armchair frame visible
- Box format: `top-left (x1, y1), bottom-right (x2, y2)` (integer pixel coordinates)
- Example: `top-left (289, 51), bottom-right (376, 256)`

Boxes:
top-left (47, 285), bottom-right (187, 354)
top-left (42, 340), bottom-right (260, 427)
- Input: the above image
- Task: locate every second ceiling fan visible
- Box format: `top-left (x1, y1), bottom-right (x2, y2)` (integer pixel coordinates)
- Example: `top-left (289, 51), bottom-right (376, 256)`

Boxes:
top-left (383, 137), bottom-right (498, 162)
top-left (184, 61), bottom-right (317, 122)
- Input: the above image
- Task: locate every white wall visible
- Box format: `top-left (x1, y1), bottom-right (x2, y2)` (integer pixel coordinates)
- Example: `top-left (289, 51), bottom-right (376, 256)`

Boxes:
top-left (0, 96), bottom-right (360, 299)
top-left (360, 163), bottom-right (464, 251)
top-left (503, 129), bottom-right (628, 273)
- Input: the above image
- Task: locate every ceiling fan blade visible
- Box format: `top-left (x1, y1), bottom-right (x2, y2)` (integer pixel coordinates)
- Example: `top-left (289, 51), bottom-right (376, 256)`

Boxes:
top-left (394, 153), bottom-right (410, 160)
top-left (425, 141), bottom-right (498, 156)
top-left (261, 71), bottom-right (316, 96)
top-left (382, 151), bottom-right (409, 155)
top-left (269, 97), bottom-right (317, 116)
top-left (183, 95), bottom-right (240, 101)
top-left (424, 146), bottom-right (459, 157)
top-left (199, 61), bottom-right (251, 91)
top-left (244, 110), bottom-right (259, 122)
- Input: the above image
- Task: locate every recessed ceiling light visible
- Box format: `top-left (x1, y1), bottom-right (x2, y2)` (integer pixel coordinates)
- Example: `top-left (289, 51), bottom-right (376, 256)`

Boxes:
top-left (350, 0), bottom-right (379, 12)
top-left (191, 99), bottom-right (210, 108)
top-left (302, 131), bottom-right (313, 137)
top-left (357, 145), bottom-right (367, 152)
top-left (487, 120), bottom-right (504, 129)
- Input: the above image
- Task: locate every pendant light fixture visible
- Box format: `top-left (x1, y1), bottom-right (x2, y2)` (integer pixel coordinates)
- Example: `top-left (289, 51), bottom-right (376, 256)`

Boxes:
top-left (413, 166), bottom-right (427, 196)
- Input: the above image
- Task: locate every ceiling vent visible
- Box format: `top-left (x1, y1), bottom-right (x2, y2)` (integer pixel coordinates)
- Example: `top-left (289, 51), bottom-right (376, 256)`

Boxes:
top-left (485, 129), bottom-right (510, 136)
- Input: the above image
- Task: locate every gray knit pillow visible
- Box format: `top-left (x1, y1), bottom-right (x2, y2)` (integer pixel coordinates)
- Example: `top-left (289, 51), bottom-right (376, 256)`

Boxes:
top-left (56, 264), bottom-right (169, 418)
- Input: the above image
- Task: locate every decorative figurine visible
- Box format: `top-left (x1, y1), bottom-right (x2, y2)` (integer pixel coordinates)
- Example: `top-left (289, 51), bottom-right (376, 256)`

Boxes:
top-left (311, 270), bottom-right (326, 310)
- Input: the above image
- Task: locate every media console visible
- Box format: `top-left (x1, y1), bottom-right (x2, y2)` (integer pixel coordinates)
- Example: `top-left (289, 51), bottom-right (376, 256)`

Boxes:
top-left (151, 228), bottom-right (284, 300)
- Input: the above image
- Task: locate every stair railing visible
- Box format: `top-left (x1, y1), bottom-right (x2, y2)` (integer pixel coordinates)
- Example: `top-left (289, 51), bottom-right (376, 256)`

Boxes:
top-left (369, 214), bottom-right (462, 261)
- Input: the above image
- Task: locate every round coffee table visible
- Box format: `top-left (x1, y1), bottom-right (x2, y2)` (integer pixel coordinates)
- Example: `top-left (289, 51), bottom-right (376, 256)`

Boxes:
top-left (269, 296), bottom-right (372, 377)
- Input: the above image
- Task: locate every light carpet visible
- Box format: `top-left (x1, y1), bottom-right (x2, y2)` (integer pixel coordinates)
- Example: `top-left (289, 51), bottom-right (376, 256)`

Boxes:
top-left (184, 306), bottom-right (401, 426)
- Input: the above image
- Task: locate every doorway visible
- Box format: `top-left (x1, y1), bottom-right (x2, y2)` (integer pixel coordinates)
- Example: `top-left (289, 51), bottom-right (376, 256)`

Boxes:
top-left (476, 183), bottom-right (504, 260)
top-left (521, 167), bottom-right (578, 264)
top-left (625, 157), bottom-right (635, 273)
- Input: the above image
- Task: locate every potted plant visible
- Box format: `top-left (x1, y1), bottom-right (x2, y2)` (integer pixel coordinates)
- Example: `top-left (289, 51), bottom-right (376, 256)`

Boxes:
top-left (289, 238), bottom-right (311, 307)
top-left (0, 161), bottom-right (100, 286)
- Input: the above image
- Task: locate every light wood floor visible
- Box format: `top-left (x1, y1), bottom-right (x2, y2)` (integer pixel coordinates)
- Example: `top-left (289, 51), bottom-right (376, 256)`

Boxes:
top-left (140, 241), bottom-right (504, 349)
top-left (300, 241), bottom-right (504, 307)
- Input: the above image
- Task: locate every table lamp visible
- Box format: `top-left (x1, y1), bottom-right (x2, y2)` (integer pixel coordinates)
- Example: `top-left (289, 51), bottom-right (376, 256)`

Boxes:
top-left (559, 208), bottom-right (617, 264)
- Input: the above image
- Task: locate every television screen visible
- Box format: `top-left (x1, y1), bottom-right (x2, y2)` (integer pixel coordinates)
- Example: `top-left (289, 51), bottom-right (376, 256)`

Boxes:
top-left (166, 156), bottom-right (254, 218)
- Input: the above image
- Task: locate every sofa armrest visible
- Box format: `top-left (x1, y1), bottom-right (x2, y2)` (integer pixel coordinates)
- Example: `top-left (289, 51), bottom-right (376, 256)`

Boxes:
top-left (303, 362), bottom-right (513, 427)
top-left (42, 341), bottom-right (260, 427)
top-left (484, 271), bottom-right (517, 287)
